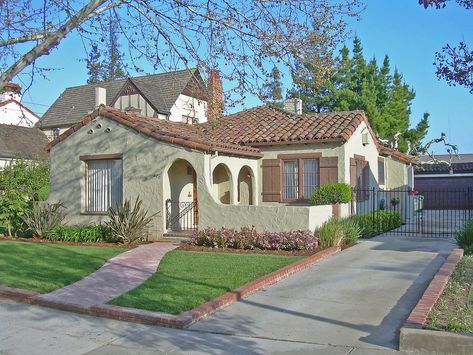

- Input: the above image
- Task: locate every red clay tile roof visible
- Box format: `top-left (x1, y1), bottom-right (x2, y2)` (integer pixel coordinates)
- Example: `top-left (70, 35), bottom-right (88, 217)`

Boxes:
top-left (379, 146), bottom-right (414, 164)
top-left (199, 105), bottom-right (373, 146)
top-left (46, 106), bottom-right (263, 158)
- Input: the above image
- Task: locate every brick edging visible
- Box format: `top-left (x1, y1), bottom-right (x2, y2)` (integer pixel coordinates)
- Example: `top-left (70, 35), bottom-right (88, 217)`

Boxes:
top-left (0, 246), bottom-right (342, 328)
top-left (404, 248), bottom-right (464, 328)
top-left (0, 285), bottom-right (38, 302)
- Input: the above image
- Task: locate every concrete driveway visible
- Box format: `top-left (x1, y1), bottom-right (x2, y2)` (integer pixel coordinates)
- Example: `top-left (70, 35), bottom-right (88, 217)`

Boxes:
top-left (0, 234), bottom-right (456, 354)
top-left (190, 234), bottom-right (456, 351)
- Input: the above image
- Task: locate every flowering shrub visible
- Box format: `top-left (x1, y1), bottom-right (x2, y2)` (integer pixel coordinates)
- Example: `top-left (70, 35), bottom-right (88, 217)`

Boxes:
top-left (189, 227), bottom-right (319, 251)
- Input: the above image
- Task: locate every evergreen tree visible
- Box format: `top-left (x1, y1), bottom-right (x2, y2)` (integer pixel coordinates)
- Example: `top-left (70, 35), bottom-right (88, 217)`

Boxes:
top-left (262, 66), bottom-right (283, 103)
top-left (86, 43), bottom-right (104, 84)
top-left (290, 37), bottom-right (428, 152)
top-left (85, 14), bottom-right (126, 84)
top-left (104, 17), bottom-right (126, 81)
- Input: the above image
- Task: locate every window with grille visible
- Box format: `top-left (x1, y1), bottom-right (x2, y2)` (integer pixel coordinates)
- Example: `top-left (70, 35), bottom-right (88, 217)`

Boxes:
top-left (283, 160), bottom-right (298, 200)
top-left (378, 158), bottom-right (385, 185)
top-left (282, 158), bottom-right (319, 201)
top-left (85, 159), bottom-right (123, 212)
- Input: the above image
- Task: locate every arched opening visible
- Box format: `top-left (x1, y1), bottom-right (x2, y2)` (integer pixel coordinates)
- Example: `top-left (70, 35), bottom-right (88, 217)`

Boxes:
top-left (212, 163), bottom-right (232, 204)
top-left (238, 166), bottom-right (254, 205)
top-left (166, 159), bottom-right (198, 231)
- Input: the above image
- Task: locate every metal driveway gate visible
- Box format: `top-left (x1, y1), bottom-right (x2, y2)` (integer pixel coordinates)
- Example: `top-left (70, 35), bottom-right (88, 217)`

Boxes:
top-left (350, 188), bottom-right (473, 237)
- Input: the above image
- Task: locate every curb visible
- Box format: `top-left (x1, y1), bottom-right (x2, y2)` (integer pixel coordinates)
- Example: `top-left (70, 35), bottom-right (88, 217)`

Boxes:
top-left (399, 248), bottom-right (471, 354)
top-left (404, 248), bottom-right (463, 328)
top-left (0, 245), bottom-right (341, 328)
top-left (0, 285), bottom-right (38, 302)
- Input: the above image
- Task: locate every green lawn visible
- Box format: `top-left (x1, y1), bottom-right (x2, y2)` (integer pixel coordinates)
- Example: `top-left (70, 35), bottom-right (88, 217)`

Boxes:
top-left (426, 255), bottom-right (473, 333)
top-left (110, 250), bottom-right (303, 314)
top-left (0, 240), bottom-right (123, 293)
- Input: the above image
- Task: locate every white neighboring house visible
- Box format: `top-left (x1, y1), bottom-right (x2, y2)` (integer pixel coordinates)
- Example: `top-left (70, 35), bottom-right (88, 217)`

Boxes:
top-left (39, 68), bottom-right (221, 140)
top-left (0, 83), bottom-right (40, 127)
top-left (0, 124), bottom-right (49, 169)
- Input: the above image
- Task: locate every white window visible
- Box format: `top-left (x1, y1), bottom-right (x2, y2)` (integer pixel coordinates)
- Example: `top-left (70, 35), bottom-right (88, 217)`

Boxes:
top-left (85, 159), bottom-right (123, 213)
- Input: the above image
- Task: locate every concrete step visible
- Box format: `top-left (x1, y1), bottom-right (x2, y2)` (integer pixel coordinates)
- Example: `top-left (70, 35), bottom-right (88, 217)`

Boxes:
top-left (162, 231), bottom-right (194, 241)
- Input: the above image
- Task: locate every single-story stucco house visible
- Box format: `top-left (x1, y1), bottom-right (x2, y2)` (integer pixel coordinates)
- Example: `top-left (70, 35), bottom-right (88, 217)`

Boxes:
top-left (45, 100), bottom-right (413, 240)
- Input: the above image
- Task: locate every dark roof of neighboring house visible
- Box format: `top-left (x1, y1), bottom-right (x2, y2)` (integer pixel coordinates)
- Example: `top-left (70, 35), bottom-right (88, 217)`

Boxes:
top-left (46, 106), bottom-right (263, 158)
top-left (417, 153), bottom-right (473, 164)
top-left (39, 68), bottom-right (206, 129)
top-left (415, 154), bottom-right (473, 174)
top-left (199, 105), bottom-right (376, 146)
top-left (0, 124), bottom-right (49, 159)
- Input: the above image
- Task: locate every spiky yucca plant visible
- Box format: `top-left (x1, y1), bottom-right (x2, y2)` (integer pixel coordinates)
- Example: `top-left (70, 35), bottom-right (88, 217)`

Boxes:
top-left (106, 197), bottom-right (158, 244)
top-left (21, 202), bottom-right (66, 239)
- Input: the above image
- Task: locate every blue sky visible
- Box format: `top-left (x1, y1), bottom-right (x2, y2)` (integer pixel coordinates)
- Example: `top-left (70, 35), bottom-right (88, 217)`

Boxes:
top-left (19, 0), bottom-right (472, 153)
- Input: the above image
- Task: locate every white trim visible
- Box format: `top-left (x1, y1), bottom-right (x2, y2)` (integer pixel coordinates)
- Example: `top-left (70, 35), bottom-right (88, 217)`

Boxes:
top-left (415, 173), bottom-right (473, 178)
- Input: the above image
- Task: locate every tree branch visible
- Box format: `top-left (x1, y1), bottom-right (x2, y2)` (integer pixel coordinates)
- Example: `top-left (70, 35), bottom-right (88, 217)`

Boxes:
top-left (0, 0), bottom-right (123, 86)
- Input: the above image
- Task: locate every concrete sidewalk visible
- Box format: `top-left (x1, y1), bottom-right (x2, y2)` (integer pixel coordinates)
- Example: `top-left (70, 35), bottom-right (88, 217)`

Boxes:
top-left (34, 242), bottom-right (177, 309)
top-left (190, 234), bottom-right (456, 350)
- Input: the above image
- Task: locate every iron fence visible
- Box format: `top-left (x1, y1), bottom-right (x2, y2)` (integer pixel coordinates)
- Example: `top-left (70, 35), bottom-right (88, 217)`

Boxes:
top-left (350, 188), bottom-right (473, 238)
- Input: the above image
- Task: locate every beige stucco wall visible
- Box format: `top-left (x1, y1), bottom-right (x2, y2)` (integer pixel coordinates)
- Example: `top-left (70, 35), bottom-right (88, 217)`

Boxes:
top-left (343, 121), bottom-right (380, 188)
top-left (48, 116), bottom-right (333, 239)
top-left (385, 156), bottom-right (409, 190)
top-left (258, 142), bottom-right (343, 205)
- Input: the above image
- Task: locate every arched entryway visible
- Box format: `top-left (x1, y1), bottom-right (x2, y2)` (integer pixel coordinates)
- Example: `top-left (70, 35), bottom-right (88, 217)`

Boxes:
top-left (238, 166), bottom-right (254, 205)
top-left (166, 159), bottom-right (198, 231)
top-left (212, 163), bottom-right (232, 204)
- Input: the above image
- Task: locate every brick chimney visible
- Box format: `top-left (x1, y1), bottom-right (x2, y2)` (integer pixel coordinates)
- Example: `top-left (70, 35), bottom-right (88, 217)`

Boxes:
top-left (207, 70), bottom-right (223, 122)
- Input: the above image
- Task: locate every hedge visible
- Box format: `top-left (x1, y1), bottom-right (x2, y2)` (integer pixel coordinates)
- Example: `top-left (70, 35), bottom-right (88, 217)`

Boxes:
top-left (348, 210), bottom-right (402, 238)
top-left (310, 182), bottom-right (352, 205)
top-left (46, 225), bottom-right (114, 243)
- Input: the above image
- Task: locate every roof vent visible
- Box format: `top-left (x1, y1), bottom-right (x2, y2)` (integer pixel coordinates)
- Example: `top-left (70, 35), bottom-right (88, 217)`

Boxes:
top-left (283, 98), bottom-right (302, 115)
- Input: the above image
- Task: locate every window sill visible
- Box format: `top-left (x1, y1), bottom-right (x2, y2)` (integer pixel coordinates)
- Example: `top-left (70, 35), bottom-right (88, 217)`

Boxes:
top-left (80, 211), bottom-right (108, 216)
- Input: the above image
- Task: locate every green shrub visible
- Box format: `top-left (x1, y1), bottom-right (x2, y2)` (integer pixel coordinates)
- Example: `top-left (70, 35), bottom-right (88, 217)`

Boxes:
top-left (0, 158), bottom-right (50, 236)
top-left (347, 210), bottom-right (402, 238)
top-left (47, 224), bottom-right (113, 243)
top-left (106, 197), bottom-right (158, 244)
top-left (319, 218), bottom-right (345, 248)
top-left (339, 218), bottom-right (361, 245)
top-left (37, 185), bottom-right (50, 201)
top-left (310, 182), bottom-right (352, 205)
top-left (456, 219), bottom-right (473, 255)
top-left (21, 202), bottom-right (66, 239)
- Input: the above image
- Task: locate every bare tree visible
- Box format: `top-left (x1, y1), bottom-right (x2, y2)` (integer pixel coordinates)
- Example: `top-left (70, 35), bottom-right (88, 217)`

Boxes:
top-left (418, 0), bottom-right (473, 94)
top-left (409, 132), bottom-right (460, 169)
top-left (0, 0), bottom-right (363, 103)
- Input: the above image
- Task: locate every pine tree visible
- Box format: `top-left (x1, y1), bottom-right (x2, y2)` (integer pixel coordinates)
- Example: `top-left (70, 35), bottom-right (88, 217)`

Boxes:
top-left (85, 14), bottom-right (126, 84)
top-left (262, 66), bottom-right (283, 103)
top-left (290, 37), bottom-right (428, 152)
top-left (104, 17), bottom-right (126, 81)
top-left (86, 43), bottom-right (104, 84)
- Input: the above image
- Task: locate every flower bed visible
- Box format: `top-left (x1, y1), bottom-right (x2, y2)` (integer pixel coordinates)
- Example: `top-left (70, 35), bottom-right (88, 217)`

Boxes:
top-left (189, 227), bottom-right (319, 251)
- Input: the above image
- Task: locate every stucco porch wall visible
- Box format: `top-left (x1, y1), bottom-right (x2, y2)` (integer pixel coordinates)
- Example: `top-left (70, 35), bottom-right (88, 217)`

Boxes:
top-left (198, 202), bottom-right (333, 232)
top-left (48, 115), bottom-right (329, 239)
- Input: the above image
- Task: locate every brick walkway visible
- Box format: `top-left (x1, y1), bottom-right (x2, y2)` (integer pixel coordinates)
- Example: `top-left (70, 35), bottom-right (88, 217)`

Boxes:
top-left (33, 242), bottom-right (177, 310)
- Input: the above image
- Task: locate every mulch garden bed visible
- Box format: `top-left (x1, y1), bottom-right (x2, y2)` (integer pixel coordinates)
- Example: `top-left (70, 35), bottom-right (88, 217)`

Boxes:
top-left (178, 242), bottom-right (356, 256)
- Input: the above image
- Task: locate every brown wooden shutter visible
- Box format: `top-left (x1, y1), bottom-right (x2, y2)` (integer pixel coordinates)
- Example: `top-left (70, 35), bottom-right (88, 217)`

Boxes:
top-left (363, 161), bottom-right (370, 189)
top-left (262, 159), bottom-right (281, 202)
top-left (319, 157), bottom-right (338, 186)
top-left (350, 158), bottom-right (357, 187)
